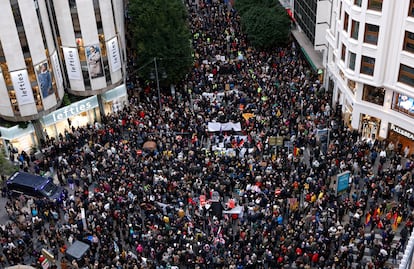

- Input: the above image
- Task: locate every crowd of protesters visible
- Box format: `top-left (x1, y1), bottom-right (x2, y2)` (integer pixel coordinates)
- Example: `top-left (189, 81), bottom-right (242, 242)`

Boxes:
top-left (1, 0), bottom-right (414, 268)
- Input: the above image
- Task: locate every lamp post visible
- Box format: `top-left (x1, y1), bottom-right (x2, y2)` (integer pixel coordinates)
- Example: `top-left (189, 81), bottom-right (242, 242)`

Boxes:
top-left (154, 57), bottom-right (161, 111)
top-left (150, 57), bottom-right (167, 111)
top-left (130, 57), bottom-right (167, 111)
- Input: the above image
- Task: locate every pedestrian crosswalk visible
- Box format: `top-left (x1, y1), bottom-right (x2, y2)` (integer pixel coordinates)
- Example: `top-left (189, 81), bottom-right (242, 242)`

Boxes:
top-left (348, 232), bottom-right (402, 269)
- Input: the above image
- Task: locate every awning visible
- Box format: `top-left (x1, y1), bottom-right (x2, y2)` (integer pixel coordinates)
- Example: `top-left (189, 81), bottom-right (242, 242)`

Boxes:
top-left (301, 47), bottom-right (317, 72)
top-left (291, 29), bottom-right (324, 73)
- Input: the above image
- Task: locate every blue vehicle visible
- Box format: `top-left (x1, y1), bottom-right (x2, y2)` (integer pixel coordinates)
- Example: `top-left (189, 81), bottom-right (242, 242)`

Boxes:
top-left (6, 171), bottom-right (64, 202)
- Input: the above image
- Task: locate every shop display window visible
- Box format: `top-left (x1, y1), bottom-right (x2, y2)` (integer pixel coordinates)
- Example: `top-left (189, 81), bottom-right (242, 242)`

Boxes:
top-left (8, 90), bottom-right (19, 114)
top-left (1, 62), bottom-right (12, 87)
top-left (392, 93), bottom-right (414, 118)
top-left (362, 85), bottom-right (384, 106)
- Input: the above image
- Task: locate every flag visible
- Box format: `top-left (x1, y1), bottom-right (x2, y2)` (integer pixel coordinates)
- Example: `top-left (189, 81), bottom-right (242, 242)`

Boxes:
top-left (377, 219), bottom-right (384, 229)
top-left (392, 212), bottom-right (398, 223)
top-left (365, 213), bottom-right (371, 226)
top-left (237, 139), bottom-right (245, 148)
top-left (293, 146), bottom-right (300, 157)
top-left (372, 207), bottom-right (379, 219)
top-left (392, 213), bottom-right (399, 231)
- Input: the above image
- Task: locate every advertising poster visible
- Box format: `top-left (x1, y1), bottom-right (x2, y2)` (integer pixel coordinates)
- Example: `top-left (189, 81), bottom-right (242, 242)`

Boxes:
top-left (51, 51), bottom-right (63, 88)
top-left (85, 44), bottom-right (104, 79)
top-left (107, 36), bottom-right (122, 72)
top-left (336, 171), bottom-right (351, 196)
top-left (397, 95), bottom-right (414, 112)
top-left (11, 69), bottom-right (35, 105)
top-left (63, 47), bottom-right (82, 80)
top-left (35, 61), bottom-right (53, 98)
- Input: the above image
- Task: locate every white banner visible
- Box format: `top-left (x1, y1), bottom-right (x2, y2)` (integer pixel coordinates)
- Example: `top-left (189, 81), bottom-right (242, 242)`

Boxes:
top-left (107, 37), bottom-right (122, 72)
top-left (63, 47), bottom-right (82, 80)
top-left (11, 70), bottom-right (35, 105)
top-left (51, 51), bottom-right (63, 88)
top-left (208, 122), bottom-right (241, 132)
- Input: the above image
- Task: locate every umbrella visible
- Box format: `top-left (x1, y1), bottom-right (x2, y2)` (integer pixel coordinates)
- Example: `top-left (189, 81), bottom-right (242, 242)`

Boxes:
top-left (143, 141), bottom-right (157, 151)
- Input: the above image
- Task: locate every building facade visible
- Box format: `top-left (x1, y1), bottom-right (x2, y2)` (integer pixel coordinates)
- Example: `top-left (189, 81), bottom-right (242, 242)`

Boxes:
top-left (326, 0), bottom-right (414, 156)
top-left (294, 0), bottom-right (333, 51)
top-left (292, 0), bottom-right (332, 78)
top-left (0, 0), bottom-right (127, 154)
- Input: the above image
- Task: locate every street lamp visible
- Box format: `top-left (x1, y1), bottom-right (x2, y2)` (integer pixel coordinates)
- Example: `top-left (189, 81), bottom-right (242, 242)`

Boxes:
top-left (129, 57), bottom-right (167, 111)
top-left (149, 57), bottom-right (167, 111)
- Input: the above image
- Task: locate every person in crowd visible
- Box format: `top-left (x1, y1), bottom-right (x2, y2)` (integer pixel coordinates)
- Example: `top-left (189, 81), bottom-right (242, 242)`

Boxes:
top-left (1, 1), bottom-right (413, 268)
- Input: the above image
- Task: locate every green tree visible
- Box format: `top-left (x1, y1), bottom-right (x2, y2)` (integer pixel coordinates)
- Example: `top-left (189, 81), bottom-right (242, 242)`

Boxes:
top-left (236, 0), bottom-right (291, 49)
top-left (0, 148), bottom-right (17, 179)
top-left (129, 0), bottom-right (193, 84)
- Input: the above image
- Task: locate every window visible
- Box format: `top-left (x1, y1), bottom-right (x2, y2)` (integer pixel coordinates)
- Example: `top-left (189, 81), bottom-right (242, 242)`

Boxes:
top-left (339, 69), bottom-right (345, 80)
top-left (349, 52), bottom-right (356, 70)
top-left (354, 0), bottom-right (362, 7)
top-left (367, 0), bottom-right (382, 11)
top-left (362, 85), bottom-right (384, 105)
top-left (399, 64), bottom-right (414, 87)
top-left (409, 0), bottom-right (414, 17)
top-left (341, 44), bottom-right (346, 61)
top-left (403, 31), bottom-right (414, 53)
top-left (348, 79), bottom-right (357, 94)
top-left (364, 24), bottom-right (379, 45)
top-left (360, 56), bottom-right (375, 76)
top-left (343, 12), bottom-right (349, 32)
top-left (351, 20), bottom-right (359, 40)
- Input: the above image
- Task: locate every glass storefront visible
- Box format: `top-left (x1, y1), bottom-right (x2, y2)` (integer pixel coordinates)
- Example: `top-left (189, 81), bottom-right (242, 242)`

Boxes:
top-left (0, 84), bottom-right (128, 154)
top-left (388, 124), bottom-right (414, 157)
top-left (0, 124), bottom-right (37, 156)
top-left (360, 114), bottom-right (380, 141)
top-left (42, 95), bottom-right (100, 138)
top-left (101, 84), bottom-right (128, 114)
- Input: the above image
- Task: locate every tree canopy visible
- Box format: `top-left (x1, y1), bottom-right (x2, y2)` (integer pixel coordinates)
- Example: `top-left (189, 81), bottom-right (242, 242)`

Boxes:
top-left (236, 0), bottom-right (291, 49)
top-left (0, 148), bottom-right (17, 178)
top-left (128, 0), bottom-right (193, 84)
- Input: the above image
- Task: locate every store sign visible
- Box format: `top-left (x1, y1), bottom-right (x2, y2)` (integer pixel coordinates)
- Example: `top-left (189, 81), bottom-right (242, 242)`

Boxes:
top-left (390, 124), bottom-right (414, 140)
top-left (63, 47), bottom-right (82, 80)
top-left (107, 36), bottom-right (122, 72)
top-left (42, 96), bottom-right (98, 125)
top-left (11, 69), bottom-right (35, 105)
